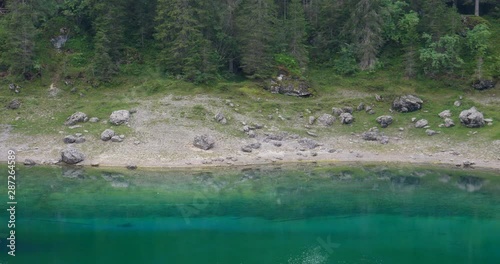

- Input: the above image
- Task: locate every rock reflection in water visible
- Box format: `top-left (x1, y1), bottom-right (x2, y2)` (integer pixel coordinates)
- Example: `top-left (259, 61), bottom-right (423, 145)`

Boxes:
top-left (457, 176), bottom-right (485, 192)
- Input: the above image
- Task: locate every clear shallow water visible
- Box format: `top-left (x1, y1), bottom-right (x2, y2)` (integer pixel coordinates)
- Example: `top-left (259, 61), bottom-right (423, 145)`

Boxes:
top-left (1, 164), bottom-right (499, 264)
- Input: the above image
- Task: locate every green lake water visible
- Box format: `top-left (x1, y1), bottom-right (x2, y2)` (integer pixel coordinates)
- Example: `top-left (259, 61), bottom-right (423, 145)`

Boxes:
top-left (0, 164), bottom-right (499, 264)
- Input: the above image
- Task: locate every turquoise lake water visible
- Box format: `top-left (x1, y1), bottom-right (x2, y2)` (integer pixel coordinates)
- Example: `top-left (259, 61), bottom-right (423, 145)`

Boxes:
top-left (0, 164), bottom-right (499, 264)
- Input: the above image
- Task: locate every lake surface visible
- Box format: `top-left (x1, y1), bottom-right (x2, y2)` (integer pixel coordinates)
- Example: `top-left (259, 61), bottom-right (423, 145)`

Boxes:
top-left (0, 163), bottom-right (499, 264)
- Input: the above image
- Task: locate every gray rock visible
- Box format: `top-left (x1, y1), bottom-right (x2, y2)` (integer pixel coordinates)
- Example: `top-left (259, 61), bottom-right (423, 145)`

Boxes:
top-left (7, 99), bottom-right (21, 110)
top-left (340, 112), bottom-right (354, 124)
top-left (444, 118), bottom-right (455, 127)
top-left (111, 136), bottom-right (123, 142)
top-left (332, 107), bottom-right (343, 116)
top-left (24, 159), bottom-right (36, 166)
top-left (109, 110), bottom-right (130, 125)
top-left (61, 148), bottom-right (85, 164)
top-left (379, 136), bottom-right (389, 144)
top-left (342, 106), bottom-right (353, 114)
top-left (273, 142), bottom-right (282, 147)
top-left (392, 95), bottom-right (423, 113)
top-left (119, 134), bottom-right (125, 139)
top-left (362, 127), bottom-right (380, 141)
top-left (51, 34), bottom-right (68, 49)
top-left (74, 137), bottom-right (86, 144)
top-left (365, 105), bottom-right (372, 112)
top-left (308, 116), bottom-right (316, 125)
top-left (426, 129), bottom-right (438, 136)
top-left (357, 103), bottom-right (365, 111)
top-left (193, 134), bottom-right (215, 150)
top-left (459, 107), bottom-right (485, 128)
top-left (247, 130), bottom-right (256, 138)
top-left (242, 125), bottom-right (250, 132)
top-left (438, 110), bottom-right (451, 119)
top-left (454, 101), bottom-right (461, 107)
top-left (415, 119), bottom-right (429, 128)
top-left (317, 114), bottom-right (335, 126)
top-left (298, 138), bottom-right (319, 149)
top-left (306, 131), bottom-right (318, 137)
top-left (367, 109), bottom-right (375, 115)
top-left (265, 133), bottom-right (285, 141)
top-left (376, 115), bottom-right (393, 128)
top-left (126, 164), bottom-right (137, 170)
top-left (64, 112), bottom-right (88, 126)
top-left (241, 145), bottom-right (253, 152)
top-left (411, 117), bottom-right (417, 122)
top-left (89, 117), bottom-right (100, 123)
top-left (101, 129), bottom-right (115, 141)
top-left (91, 162), bottom-right (100, 167)
top-left (472, 79), bottom-right (496, 90)
top-left (214, 112), bottom-right (227, 124)
top-left (63, 135), bottom-right (77, 144)
top-left (250, 142), bottom-right (261, 149)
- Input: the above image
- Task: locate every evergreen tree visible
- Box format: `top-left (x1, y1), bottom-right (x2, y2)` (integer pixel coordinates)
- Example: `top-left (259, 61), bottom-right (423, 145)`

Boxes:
top-left (154, 0), bottom-right (217, 82)
top-left (236, 0), bottom-right (277, 78)
top-left (344, 0), bottom-right (385, 70)
top-left (4, 0), bottom-right (36, 79)
top-left (90, 0), bottom-right (125, 81)
top-left (286, 0), bottom-right (308, 68)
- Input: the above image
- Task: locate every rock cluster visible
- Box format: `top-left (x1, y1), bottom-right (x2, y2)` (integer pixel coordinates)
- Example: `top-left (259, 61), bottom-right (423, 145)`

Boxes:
top-left (269, 74), bottom-right (312, 97)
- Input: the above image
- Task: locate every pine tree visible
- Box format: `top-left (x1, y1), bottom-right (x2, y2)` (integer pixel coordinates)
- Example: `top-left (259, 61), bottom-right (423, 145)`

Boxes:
top-left (90, 0), bottom-right (125, 81)
top-left (4, 0), bottom-right (36, 79)
top-left (286, 0), bottom-right (308, 68)
top-left (344, 0), bottom-right (385, 70)
top-left (236, 0), bottom-right (277, 79)
top-left (154, 0), bottom-right (217, 82)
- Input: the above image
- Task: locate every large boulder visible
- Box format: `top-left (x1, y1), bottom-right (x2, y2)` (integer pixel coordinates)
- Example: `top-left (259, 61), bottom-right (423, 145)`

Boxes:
top-left (101, 129), bottom-right (115, 141)
top-left (376, 115), bottom-right (393, 128)
top-left (340, 113), bottom-right (354, 124)
top-left (193, 134), bottom-right (215, 150)
top-left (472, 79), bottom-right (496, 90)
top-left (317, 114), bottom-right (335, 126)
top-left (392, 95), bottom-right (423, 113)
top-left (459, 107), bottom-right (485, 128)
top-left (269, 74), bottom-right (312, 97)
top-left (64, 112), bottom-right (88, 126)
top-left (7, 99), bottom-right (21, 110)
top-left (109, 110), bottom-right (130, 125)
top-left (61, 148), bottom-right (85, 164)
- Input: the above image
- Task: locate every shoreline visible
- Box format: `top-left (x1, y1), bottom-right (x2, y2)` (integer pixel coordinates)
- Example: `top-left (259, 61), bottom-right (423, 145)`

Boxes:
top-left (2, 147), bottom-right (499, 172)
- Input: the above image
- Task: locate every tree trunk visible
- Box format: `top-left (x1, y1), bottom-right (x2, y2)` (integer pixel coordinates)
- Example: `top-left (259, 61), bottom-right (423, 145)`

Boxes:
top-left (475, 0), bottom-right (479, 16)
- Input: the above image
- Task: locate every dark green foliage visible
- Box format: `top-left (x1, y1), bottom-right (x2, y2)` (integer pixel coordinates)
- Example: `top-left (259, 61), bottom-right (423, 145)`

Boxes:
top-left (154, 0), bottom-right (217, 83)
top-left (4, 0), bottom-right (36, 79)
top-left (0, 0), bottom-right (498, 84)
top-left (90, 0), bottom-right (125, 82)
top-left (236, 0), bottom-right (277, 79)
